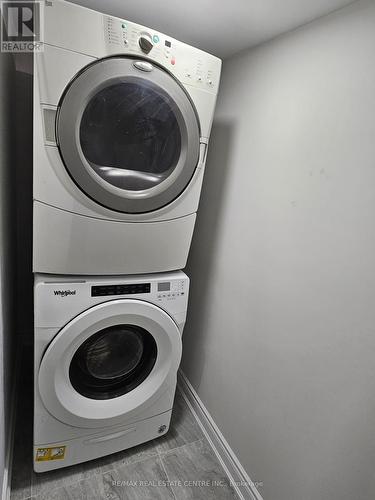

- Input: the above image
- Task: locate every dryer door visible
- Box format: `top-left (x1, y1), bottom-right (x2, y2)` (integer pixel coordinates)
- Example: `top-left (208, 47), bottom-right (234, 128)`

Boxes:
top-left (56, 56), bottom-right (200, 214)
top-left (38, 299), bottom-right (182, 428)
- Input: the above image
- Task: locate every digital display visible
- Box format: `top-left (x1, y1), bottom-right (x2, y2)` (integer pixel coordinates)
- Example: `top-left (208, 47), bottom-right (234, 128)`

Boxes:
top-left (158, 282), bottom-right (170, 292)
top-left (165, 40), bottom-right (171, 48)
top-left (92, 283), bottom-right (150, 297)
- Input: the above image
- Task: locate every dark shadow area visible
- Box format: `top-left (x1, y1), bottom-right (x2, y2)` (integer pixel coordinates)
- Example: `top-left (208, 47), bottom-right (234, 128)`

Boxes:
top-left (9, 55), bottom-right (34, 499)
top-left (15, 63), bottom-right (33, 346)
top-left (10, 348), bottom-right (33, 499)
top-left (0, 50), bottom-right (17, 493)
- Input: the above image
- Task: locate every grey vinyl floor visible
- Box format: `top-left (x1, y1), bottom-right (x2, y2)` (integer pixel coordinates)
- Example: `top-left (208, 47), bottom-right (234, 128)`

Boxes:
top-left (10, 352), bottom-right (240, 500)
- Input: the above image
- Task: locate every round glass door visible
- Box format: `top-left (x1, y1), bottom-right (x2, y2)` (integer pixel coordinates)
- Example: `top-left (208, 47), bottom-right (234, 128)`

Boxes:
top-left (37, 299), bottom-right (182, 428)
top-left (57, 57), bottom-right (200, 214)
top-left (69, 324), bottom-right (157, 400)
top-left (80, 81), bottom-right (181, 192)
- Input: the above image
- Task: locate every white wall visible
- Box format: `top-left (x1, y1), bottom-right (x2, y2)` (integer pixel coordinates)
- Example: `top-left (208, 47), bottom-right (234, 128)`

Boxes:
top-left (0, 51), bottom-right (15, 496)
top-left (182, 1), bottom-right (375, 499)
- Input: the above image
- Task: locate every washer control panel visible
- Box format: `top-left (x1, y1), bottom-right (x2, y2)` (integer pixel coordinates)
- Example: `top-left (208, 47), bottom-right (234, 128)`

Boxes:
top-left (90, 279), bottom-right (185, 305)
top-left (35, 272), bottom-right (189, 328)
top-left (92, 283), bottom-right (150, 297)
top-left (156, 278), bottom-right (186, 303)
top-left (104, 16), bottom-right (221, 93)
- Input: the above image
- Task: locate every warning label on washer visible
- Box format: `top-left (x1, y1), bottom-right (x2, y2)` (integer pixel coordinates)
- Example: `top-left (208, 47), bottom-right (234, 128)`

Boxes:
top-left (35, 446), bottom-right (66, 462)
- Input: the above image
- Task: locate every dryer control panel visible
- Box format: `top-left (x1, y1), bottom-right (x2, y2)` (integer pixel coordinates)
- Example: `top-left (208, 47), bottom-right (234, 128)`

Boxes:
top-left (42, 1), bottom-right (221, 94)
top-left (103, 16), bottom-right (221, 94)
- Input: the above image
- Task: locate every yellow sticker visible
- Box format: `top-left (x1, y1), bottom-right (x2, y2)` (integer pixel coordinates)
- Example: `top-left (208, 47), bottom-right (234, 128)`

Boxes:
top-left (35, 446), bottom-right (66, 462)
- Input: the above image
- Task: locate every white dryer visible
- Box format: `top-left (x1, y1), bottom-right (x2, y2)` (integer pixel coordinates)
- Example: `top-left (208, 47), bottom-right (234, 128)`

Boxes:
top-left (34, 0), bottom-right (221, 275)
top-left (34, 271), bottom-right (189, 472)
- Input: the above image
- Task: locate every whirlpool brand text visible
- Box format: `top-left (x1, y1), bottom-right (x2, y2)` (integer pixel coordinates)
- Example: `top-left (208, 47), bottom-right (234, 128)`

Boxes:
top-left (53, 290), bottom-right (77, 297)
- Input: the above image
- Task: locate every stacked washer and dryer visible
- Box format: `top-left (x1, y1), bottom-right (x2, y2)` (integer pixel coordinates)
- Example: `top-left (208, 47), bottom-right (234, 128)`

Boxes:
top-left (33, 0), bottom-right (221, 471)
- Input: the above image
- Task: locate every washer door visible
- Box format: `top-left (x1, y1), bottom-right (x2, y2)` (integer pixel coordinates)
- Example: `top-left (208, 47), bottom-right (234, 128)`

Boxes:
top-left (56, 56), bottom-right (200, 214)
top-left (38, 300), bottom-right (182, 428)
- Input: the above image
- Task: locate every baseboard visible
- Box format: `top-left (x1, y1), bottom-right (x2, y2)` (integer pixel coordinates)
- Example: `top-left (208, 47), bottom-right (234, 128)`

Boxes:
top-left (178, 370), bottom-right (263, 500)
top-left (1, 461), bottom-right (11, 500)
top-left (1, 342), bottom-right (21, 500)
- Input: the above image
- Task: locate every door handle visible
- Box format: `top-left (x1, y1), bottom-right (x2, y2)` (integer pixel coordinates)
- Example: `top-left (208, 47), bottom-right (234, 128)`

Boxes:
top-left (133, 61), bottom-right (154, 72)
top-left (83, 427), bottom-right (136, 445)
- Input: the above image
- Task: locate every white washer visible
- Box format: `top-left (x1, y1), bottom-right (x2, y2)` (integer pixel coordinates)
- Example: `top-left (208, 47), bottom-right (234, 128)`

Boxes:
top-left (34, 271), bottom-right (189, 472)
top-left (34, 0), bottom-right (221, 275)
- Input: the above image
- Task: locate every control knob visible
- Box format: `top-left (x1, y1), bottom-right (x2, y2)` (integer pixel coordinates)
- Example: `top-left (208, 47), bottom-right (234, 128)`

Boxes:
top-left (138, 33), bottom-right (153, 54)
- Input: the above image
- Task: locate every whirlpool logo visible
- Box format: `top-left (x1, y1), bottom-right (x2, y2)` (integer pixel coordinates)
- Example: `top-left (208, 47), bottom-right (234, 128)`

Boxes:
top-left (53, 290), bottom-right (77, 297)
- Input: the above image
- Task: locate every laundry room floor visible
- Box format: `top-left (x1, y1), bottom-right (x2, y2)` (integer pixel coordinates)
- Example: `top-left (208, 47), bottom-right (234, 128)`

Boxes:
top-left (10, 350), bottom-right (240, 500)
